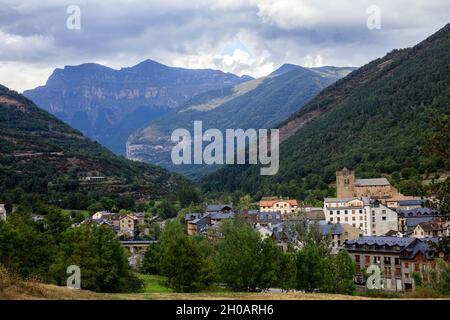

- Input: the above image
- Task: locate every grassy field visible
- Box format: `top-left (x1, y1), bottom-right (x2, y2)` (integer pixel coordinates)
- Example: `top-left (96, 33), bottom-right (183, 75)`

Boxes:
top-left (136, 274), bottom-right (173, 293)
top-left (61, 209), bottom-right (90, 218)
top-left (2, 270), bottom-right (448, 300)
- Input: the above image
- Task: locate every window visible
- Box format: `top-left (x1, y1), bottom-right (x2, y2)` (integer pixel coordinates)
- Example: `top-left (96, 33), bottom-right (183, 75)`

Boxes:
top-left (337, 217), bottom-right (341, 222)
top-left (359, 209), bottom-right (363, 214)
top-left (404, 262), bottom-right (409, 268)
top-left (330, 217), bottom-right (334, 222)
top-left (405, 273), bottom-right (410, 279)
top-left (345, 217), bottom-right (348, 222)
top-left (352, 216), bottom-right (356, 221)
top-left (382, 217), bottom-right (386, 221)
top-left (382, 210), bottom-right (386, 214)
top-left (395, 258), bottom-right (400, 265)
top-left (414, 264), bottom-right (420, 272)
top-left (345, 210), bottom-right (348, 214)
top-left (355, 255), bottom-right (360, 263)
top-left (337, 210), bottom-right (340, 215)
top-left (330, 211), bottom-right (333, 215)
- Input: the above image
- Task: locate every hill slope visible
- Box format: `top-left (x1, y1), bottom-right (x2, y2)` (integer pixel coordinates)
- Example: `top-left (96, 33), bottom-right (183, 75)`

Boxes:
top-left (0, 84), bottom-right (188, 208)
top-left (127, 65), bottom-right (355, 177)
top-left (202, 23), bottom-right (450, 201)
top-left (23, 60), bottom-right (251, 155)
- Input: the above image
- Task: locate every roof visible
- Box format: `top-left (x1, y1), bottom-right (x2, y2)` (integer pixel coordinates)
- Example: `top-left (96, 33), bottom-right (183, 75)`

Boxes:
top-left (319, 222), bottom-right (343, 236)
top-left (209, 213), bottom-right (234, 220)
top-left (346, 236), bottom-right (416, 247)
top-left (324, 197), bottom-right (370, 205)
top-left (398, 200), bottom-right (423, 206)
top-left (385, 230), bottom-right (400, 236)
top-left (355, 178), bottom-right (390, 186)
top-left (397, 207), bottom-right (440, 217)
top-left (259, 199), bottom-right (298, 207)
top-left (206, 204), bottom-right (233, 212)
top-left (416, 221), bottom-right (447, 232)
top-left (406, 216), bottom-right (436, 228)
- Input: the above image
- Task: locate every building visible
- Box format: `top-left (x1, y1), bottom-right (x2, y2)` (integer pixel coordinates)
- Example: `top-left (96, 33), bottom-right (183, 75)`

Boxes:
top-left (259, 197), bottom-right (298, 214)
top-left (345, 236), bottom-right (448, 291)
top-left (206, 204), bottom-right (233, 213)
top-left (119, 215), bottom-right (139, 238)
top-left (0, 204), bottom-right (6, 221)
top-left (386, 199), bottom-right (423, 210)
top-left (85, 176), bottom-right (106, 182)
top-left (319, 222), bottom-right (362, 253)
top-left (324, 197), bottom-right (398, 236)
top-left (397, 208), bottom-right (442, 233)
top-left (336, 168), bottom-right (401, 200)
top-left (238, 210), bottom-right (282, 226)
top-left (413, 221), bottom-right (448, 238)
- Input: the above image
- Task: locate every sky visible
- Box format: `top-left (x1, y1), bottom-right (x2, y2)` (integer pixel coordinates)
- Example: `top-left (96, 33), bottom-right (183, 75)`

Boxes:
top-left (0, 0), bottom-right (449, 92)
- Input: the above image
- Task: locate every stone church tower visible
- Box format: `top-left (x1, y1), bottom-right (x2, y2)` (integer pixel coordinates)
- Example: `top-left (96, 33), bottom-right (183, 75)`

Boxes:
top-left (336, 167), bottom-right (356, 197)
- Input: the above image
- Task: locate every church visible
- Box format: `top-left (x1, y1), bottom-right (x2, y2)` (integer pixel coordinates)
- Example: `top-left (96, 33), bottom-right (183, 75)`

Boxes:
top-left (336, 167), bottom-right (401, 199)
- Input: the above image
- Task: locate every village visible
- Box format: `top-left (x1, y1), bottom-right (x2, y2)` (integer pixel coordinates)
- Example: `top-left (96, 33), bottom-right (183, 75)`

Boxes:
top-left (2, 168), bottom-right (448, 293)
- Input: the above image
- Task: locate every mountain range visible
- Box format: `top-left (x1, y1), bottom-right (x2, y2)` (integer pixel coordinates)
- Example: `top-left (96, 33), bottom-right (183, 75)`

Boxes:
top-left (23, 60), bottom-right (251, 155)
top-left (202, 23), bottom-right (450, 201)
top-left (126, 64), bottom-right (355, 177)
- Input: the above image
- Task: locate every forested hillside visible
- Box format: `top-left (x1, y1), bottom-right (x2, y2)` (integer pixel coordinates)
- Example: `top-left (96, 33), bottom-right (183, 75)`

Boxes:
top-left (0, 85), bottom-right (188, 212)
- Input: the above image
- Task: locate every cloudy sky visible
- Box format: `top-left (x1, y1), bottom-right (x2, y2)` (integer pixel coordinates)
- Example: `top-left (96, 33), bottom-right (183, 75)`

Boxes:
top-left (0, 0), bottom-right (449, 92)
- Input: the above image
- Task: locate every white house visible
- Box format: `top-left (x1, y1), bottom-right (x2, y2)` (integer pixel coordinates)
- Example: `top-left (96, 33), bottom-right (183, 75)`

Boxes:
top-left (323, 197), bottom-right (397, 236)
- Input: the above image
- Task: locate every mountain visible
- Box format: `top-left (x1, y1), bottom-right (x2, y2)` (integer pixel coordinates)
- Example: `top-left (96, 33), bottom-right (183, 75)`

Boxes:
top-left (23, 60), bottom-right (251, 155)
top-left (126, 64), bottom-right (355, 177)
top-left (202, 23), bottom-right (450, 201)
top-left (0, 84), bottom-right (189, 208)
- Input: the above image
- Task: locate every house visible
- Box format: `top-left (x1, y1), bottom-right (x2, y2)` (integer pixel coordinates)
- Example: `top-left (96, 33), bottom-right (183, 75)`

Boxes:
top-left (397, 208), bottom-right (442, 232)
top-left (92, 211), bottom-right (121, 230)
top-left (236, 210), bottom-right (282, 226)
top-left (85, 176), bottom-right (106, 182)
top-left (119, 215), bottom-right (139, 238)
top-left (186, 212), bottom-right (234, 236)
top-left (259, 197), bottom-right (298, 214)
top-left (336, 168), bottom-right (403, 200)
top-left (319, 222), bottom-right (363, 253)
top-left (299, 206), bottom-right (325, 221)
top-left (206, 204), bottom-right (233, 213)
top-left (0, 204), bottom-right (6, 221)
top-left (255, 225), bottom-right (273, 239)
top-left (344, 236), bottom-right (448, 291)
top-left (324, 197), bottom-right (398, 236)
top-left (413, 221), bottom-right (448, 238)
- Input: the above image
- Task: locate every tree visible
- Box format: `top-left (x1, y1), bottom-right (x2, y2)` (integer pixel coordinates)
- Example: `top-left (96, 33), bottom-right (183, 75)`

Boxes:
top-left (277, 252), bottom-right (297, 292)
top-left (292, 221), bottom-right (333, 255)
top-left (429, 259), bottom-right (450, 295)
top-left (332, 250), bottom-right (356, 295)
top-left (156, 200), bottom-right (177, 219)
top-left (50, 224), bottom-right (132, 292)
top-left (159, 221), bottom-right (213, 292)
top-left (177, 187), bottom-right (201, 208)
top-left (140, 242), bottom-right (161, 275)
top-left (295, 243), bottom-right (326, 292)
top-left (216, 217), bottom-right (281, 291)
top-left (235, 194), bottom-right (257, 210)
